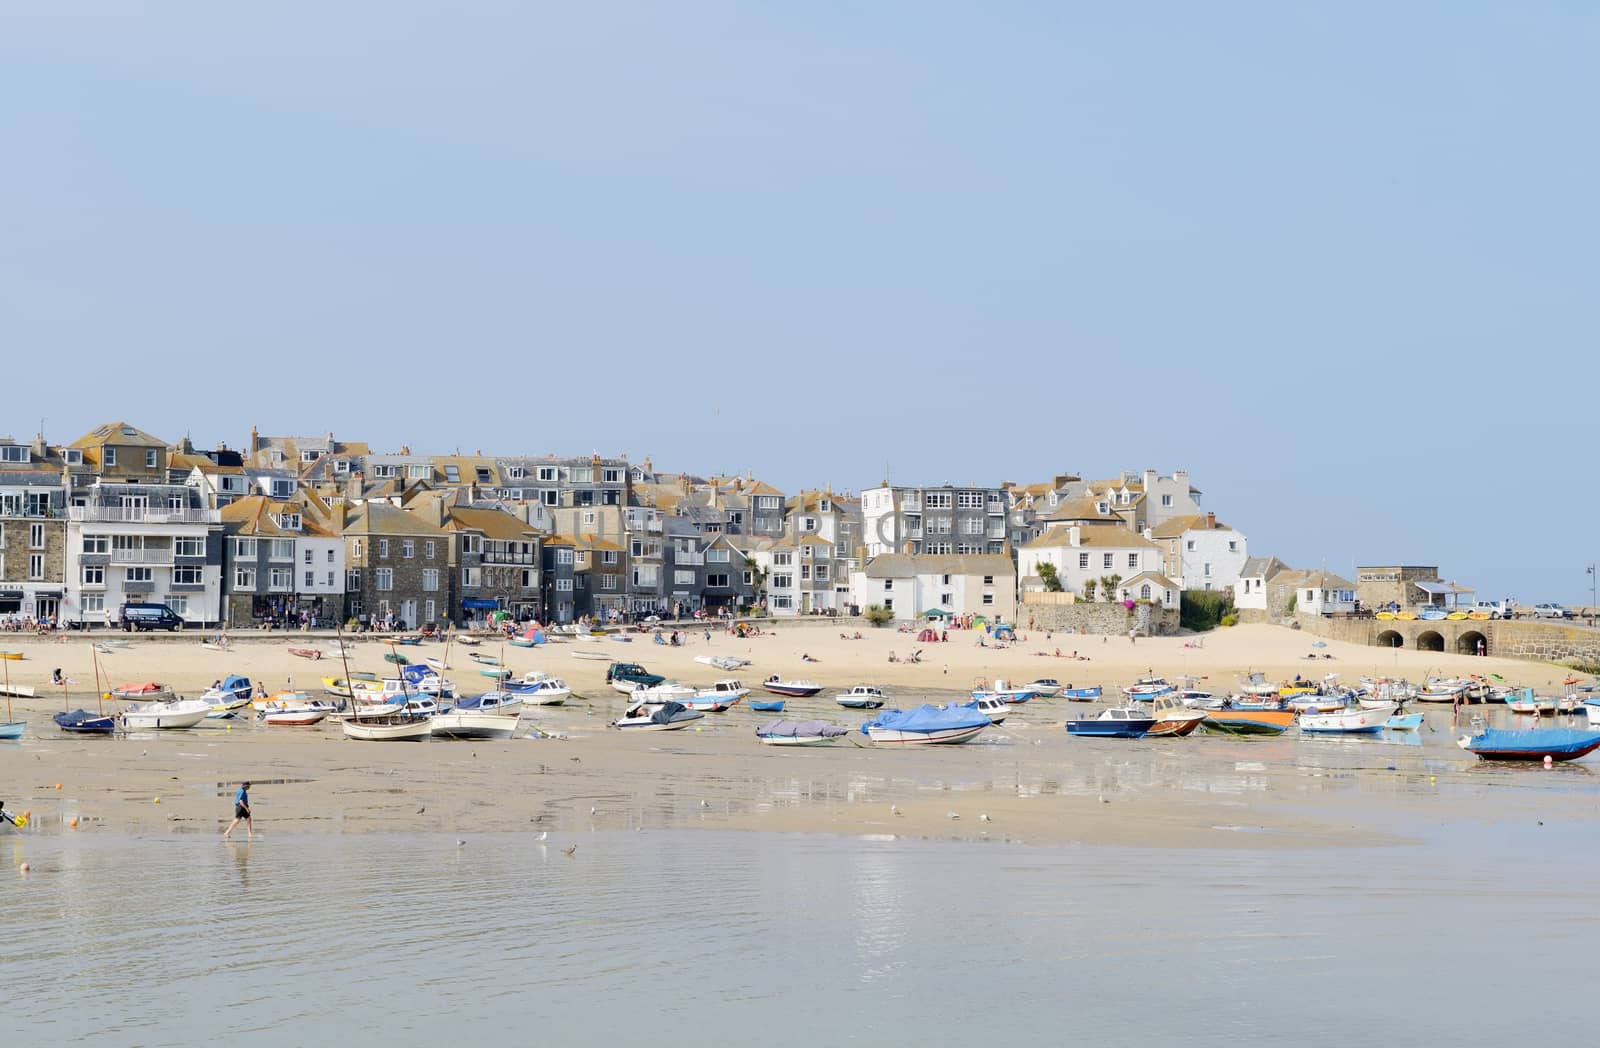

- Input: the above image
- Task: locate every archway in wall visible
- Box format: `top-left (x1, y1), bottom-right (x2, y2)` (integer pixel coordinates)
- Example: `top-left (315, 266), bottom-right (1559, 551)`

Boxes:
top-left (1376, 630), bottom-right (1404, 648)
top-left (1416, 630), bottom-right (1444, 652)
top-left (1457, 630), bottom-right (1487, 656)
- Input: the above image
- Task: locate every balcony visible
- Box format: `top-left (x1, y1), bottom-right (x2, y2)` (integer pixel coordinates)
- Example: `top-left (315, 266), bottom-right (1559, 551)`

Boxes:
top-left (899, 500), bottom-right (921, 512)
top-left (169, 581), bottom-right (207, 592)
top-left (110, 548), bottom-right (175, 565)
top-left (69, 506), bottom-right (215, 524)
top-left (675, 552), bottom-right (705, 566)
top-left (122, 579), bottom-right (156, 594)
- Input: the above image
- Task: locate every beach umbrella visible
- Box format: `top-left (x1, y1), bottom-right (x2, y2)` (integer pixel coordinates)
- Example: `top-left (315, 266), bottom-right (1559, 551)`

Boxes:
top-left (1312, 641), bottom-right (1328, 648)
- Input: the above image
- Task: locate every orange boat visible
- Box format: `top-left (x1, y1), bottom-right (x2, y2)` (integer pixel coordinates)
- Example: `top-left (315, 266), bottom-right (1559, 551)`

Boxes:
top-left (1148, 694), bottom-right (1206, 736)
top-left (1201, 707), bottom-right (1297, 736)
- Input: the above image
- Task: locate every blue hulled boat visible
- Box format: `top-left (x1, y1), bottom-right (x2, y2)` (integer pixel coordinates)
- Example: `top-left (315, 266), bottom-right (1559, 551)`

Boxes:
top-left (1066, 707), bottom-right (1156, 739)
top-left (54, 709), bottom-right (116, 734)
top-left (1457, 728), bottom-right (1600, 762)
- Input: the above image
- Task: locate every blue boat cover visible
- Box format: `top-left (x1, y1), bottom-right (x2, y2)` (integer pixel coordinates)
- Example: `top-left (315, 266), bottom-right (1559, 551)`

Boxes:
top-left (859, 704), bottom-right (991, 735)
top-left (399, 664), bottom-right (433, 684)
top-left (1468, 728), bottom-right (1600, 754)
top-left (222, 675), bottom-right (251, 692)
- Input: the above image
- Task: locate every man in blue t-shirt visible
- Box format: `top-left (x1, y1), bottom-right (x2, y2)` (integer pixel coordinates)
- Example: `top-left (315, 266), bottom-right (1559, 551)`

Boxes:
top-left (222, 781), bottom-right (253, 841)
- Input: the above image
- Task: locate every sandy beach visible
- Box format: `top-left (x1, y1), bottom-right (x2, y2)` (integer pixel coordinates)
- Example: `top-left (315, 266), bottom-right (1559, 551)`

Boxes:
top-left (2, 622), bottom-right (1593, 849)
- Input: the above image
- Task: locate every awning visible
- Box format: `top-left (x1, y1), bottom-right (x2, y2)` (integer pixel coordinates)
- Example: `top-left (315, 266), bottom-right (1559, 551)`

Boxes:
top-left (923, 608), bottom-right (952, 618)
top-left (1414, 581), bottom-right (1474, 595)
top-left (461, 599), bottom-right (500, 610)
top-left (0, 590), bottom-right (23, 601)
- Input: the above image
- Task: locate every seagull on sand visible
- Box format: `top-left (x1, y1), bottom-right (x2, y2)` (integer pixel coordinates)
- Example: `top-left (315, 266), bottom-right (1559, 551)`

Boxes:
top-left (563, 844), bottom-right (578, 857)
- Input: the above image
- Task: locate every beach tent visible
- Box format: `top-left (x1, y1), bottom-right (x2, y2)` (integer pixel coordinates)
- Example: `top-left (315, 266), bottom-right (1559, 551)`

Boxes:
top-left (923, 608), bottom-right (952, 619)
top-left (993, 625), bottom-right (1016, 641)
top-left (917, 628), bottom-right (939, 642)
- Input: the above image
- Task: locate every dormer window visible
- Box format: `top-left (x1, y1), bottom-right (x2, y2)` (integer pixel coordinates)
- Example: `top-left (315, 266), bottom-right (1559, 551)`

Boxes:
top-left (332, 459), bottom-right (349, 474)
top-left (271, 513), bottom-right (302, 531)
top-left (0, 446), bottom-right (27, 463)
top-left (146, 450), bottom-right (158, 469)
top-left (506, 466), bottom-right (525, 480)
top-left (301, 451), bottom-right (319, 463)
top-left (104, 448), bottom-right (118, 467)
top-left (63, 449), bottom-right (82, 465)
top-left (476, 468), bottom-right (493, 483)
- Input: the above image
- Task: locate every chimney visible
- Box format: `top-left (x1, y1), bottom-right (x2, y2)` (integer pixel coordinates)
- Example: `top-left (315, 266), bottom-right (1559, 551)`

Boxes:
top-left (400, 445), bottom-right (411, 456)
top-left (1069, 526), bottom-right (1081, 547)
top-left (1206, 512), bottom-right (1216, 529)
top-left (332, 501), bottom-right (348, 531)
top-left (346, 471), bottom-right (363, 501)
top-left (250, 425), bottom-right (259, 453)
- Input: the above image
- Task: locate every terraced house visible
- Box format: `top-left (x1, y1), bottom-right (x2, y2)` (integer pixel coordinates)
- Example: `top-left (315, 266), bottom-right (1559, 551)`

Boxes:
top-left (430, 499), bottom-right (544, 624)
top-left (860, 483), bottom-right (1008, 558)
top-left (340, 502), bottom-right (450, 630)
top-left (63, 481), bottom-right (222, 628)
top-left (0, 436), bottom-right (68, 624)
top-left (220, 495), bottom-right (345, 627)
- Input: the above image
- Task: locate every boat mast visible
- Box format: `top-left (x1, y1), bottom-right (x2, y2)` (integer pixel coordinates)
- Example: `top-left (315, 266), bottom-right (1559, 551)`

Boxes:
top-left (335, 620), bottom-right (355, 713)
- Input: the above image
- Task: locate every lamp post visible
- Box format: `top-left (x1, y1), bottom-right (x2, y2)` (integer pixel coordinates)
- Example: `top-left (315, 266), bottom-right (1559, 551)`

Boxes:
top-left (1588, 563), bottom-right (1596, 622)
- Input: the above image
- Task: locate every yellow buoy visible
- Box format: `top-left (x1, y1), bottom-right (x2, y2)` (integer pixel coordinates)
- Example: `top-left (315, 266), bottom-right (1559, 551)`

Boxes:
top-left (68, 817), bottom-right (78, 828)
top-left (153, 797), bottom-right (161, 804)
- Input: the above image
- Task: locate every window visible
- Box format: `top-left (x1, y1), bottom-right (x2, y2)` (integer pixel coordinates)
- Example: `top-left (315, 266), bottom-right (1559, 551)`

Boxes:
top-left (83, 535), bottom-right (109, 555)
top-left (270, 539), bottom-right (294, 560)
top-left (272, 513), bottom-right (301, 531)
top-left (883, 579), bottom-right (894, 591)
top-left (424, 541), bottom-right (435, 560)
top-left (541, 490), bottom-right (558, 506)
top-left (461, 567), bottom-right (481, 588)
top-left (571, 467), bottom-right (593, 483)
top-left (346, 569), bottom-right (361, 591)
top-left (742, 570), bottom-right (753, 586)
top-left (1128, 554), bottom-right (1138, 569)
top-left (104, 448), bottom-right (117, 467)
top-left (815, 566), bottom-right (829, 581)
top-left (351, 539), bottom-right (363, 559)
top-left (707, 548), bottom-right (730, 563)
top-left (942, 574), bottom-right (952, 585)
top-left (28, 523), bottom-right (44, 549)
top-left (422, 569), bottom-right (439, 592)
top-left (1141, 584), bottom-right (1152, 599)
top-left (674, 570), bottom-right (695, 585)
top-left (957, 492), bottom-right (983, 508)
top-left (982, 593), bottom-right (994, 605)
top-left (582, 511), bottom-right (596, 527)
top-left (376, 568), bottom-right (394, 591)
top-left (28, 554), bottom-right (43, 580)
top-left (175, 537), bottom-right (204, 558)
top-left (0, 445), bottom-right (26, 463)
top-left (166, 596), bottom-right (188, 616)
top-left (707, 573), bottom-right (730, 588)
top-left (125, 567), bottom-right (152, 583)
top-left (1103, 554), bottom-right (1113, 570)
top-left (940, 592), bottom-right (952, 606)
top-left (771, 573), bottom-right (793, 589)
top-left (406, 464), bottom-right (430, 479)
top-left (1078, 553), bottom-right (1089, 569)
top-left (1161, 494), bottom-right (1173, 507)
top-left (235, 567), bottom-right (256, 589)
top-left (377, 539), bottom-right (389, 559)
top-left (983, 575), bottom-right (994, 585)
top-left (1185, 540), bottom-right (1196, 552)
top-left (537, 467), bottom-right (556, 482)
top-left (145, 449), bottom-right (158, 469)
top-left (82, 564), bottom-right (105, 586)
top-left (925, 493), bottom-right (952, 509)
top-left (962, 518), bottom-right (982, 535)
top-left (599, 575), bottom-right (617, 590)
top-left (83, 593), bottom-right (104, 613)
top-left (1228, 541), bottom-right (1238, 552)
top-left (303, 549), bottom-right (314, 565)
top-left (773, 552), bottom-right (792, 566)
top-left (402, 541), bottom-right (415, 559)
top-left (602, 468), bottom-right (623, 483)
top-left (174, 565), bottom-right (203, 585)
top-left (800, 564), bottom-right (811, 581)
top-left (557, 549), bottom-right (575, 565)
top-left (327, 572), bottom-right (335, 587)
top-left (270, 568), bottom-right (292, 590)
top-left (883, 598), bottom-right (893, 611)
top-left (461, 535), bottom-right (481, 555)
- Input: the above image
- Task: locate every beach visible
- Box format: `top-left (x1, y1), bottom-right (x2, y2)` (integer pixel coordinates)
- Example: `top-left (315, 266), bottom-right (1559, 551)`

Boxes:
top-left (2, 623), bottom-right (1594, 848)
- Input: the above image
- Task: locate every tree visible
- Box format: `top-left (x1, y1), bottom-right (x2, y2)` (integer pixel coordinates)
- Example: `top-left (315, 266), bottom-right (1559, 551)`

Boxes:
top-left (1037, 562), bottom-right (1063, 593)
top-left (1101, 574), bottom-right (1122, 602)
top-left (864, 604), bottom-right (895, 627)
top-left (1081, 578), bottom-right (1098, 602)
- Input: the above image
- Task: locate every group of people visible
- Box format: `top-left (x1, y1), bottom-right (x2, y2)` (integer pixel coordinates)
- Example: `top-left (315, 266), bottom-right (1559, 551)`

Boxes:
top-left (1, 614), bottom-right (54, 633)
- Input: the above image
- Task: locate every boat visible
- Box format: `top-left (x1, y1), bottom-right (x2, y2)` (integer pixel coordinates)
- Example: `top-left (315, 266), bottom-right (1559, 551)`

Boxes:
top-left (762, 676), bottom-right (824, 699)
top-left (121, 697), bottom-right (212, 730)
top-left (755, 719), bottom-right (850, 746)
top-left (0, 651), bottom-right (25, 661)
top-left (1418, 607), bottom-right (1448, 621)
top-left (394, 636), bottom-right (424, 646)
top-left (505, 675), bottom-right (571, 705)
top-left (1200, 707), bottom-right (1297, 736)
top-left (451, 691), bottom-right (524, 714)
top-left (201, 675), bottom-right (254, 707)
top-left (1121, 676), bottom-right (1173, 701)
top-left (682, 679), bottom-right (747, 712)
top-left (469, 653), bottom-right (501, 667)
top-left (1416, 679), bottom-right (1471, 704)
top-left (861, 704), bottom-right (990, 746)
top-left (749, 699), bottom-right (786, 713)
top-left (110, 681), bottom-right (174, 701)
top-left (1023, 678), bottom-right (1064, 697)
top-left (1385, 712), bottom-right (1424, 731)
top-left (431, 708), bottom-right (519, 740)
top-left (252, 689), bottom-right (324, 711)
top-left (1147, 694), bottom-right (1206, 736)
top-left (571, 648), bottom-right (610, 661)
top-left (321, 672), bottom-right (379, 698)
top-left (1299, 705), bottom-right (1392, 734)
top-left (262, 707), bottom-right (329, 727)
top-left (384, 652), bottom-right (410, 665)
top-left (961, 694), bottom-right (1011, 725)
top-left (342, 713), bottom-right (433, 741)
top-left (606, 662), bottom-right (666, 693)
top-left (973, 679), bottom-right (1038, 704)
top-left (424, 657), bottom-right (450, 674)
top-left (626, 681), bottom-right (699, 703)
top-left (54, 709), bottom-right (116, 734)
top-left (479, 666), bottom-right (513, 679)
top-left (1066, 707), bottom-right (1156, 738)
top-left (695, 655), bottom-right (752, 671)
top-left (836, 685), bottom-right (886, 709)
top-left (287, 647), bottom-right (324, 660)
top-left (1503, 688), bottom-right (1559, 716)
top-left (1061, 686), bottom-right (1102, 701)
top-left (1457, 728), bottom-right (1600, 762)
top-left (612, 699), bottom-right (705, 731)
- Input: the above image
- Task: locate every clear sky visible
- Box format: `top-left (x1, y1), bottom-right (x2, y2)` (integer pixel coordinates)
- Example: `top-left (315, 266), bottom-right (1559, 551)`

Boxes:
top-left (3, 3), bottom-right (1595, 604)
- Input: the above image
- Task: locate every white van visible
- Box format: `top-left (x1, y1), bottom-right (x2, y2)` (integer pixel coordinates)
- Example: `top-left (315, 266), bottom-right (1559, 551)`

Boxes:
top-left (1470, 599), bottom-right (1513, 619)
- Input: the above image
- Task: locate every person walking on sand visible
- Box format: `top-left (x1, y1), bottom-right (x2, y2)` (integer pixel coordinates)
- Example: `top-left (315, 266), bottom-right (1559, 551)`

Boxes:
top-left (223, 781), bottom-right (253, 841)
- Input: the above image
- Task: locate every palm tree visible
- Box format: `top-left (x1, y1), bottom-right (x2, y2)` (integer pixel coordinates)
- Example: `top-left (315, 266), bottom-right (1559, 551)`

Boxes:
top-left (1100, 574), bottom-right (1122, 602)
top-left (1081, 578), bottom-right (1098, 602)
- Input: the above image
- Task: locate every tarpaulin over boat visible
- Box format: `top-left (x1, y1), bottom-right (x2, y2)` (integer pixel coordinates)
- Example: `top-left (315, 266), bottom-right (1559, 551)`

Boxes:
top-left (221, 675), bottom-right (252, 692)
top-left (651, 701), bottom-right (689, 724)
top-left (859, 704), bottom-right (991, 735)
top-left (756, 719), bottom-right (848, 738)
top-left (399, 664), bottom-right (435, 684)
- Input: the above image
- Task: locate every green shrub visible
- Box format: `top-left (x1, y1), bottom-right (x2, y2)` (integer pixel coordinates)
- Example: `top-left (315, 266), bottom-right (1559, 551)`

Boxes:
top-left (1180, 590), bottom-right (1233, 631)
top-left (1220, 613), bottom-right (1239, 627)
top-left (864, 604), bottom-right (895, 628)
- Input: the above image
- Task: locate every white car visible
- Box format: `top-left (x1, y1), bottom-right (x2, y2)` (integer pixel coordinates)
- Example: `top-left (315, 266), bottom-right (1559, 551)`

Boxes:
top-left (1470, 600), bottom-right (1513, 619)
top-left (1532, 603), bottom-right (1572, 619)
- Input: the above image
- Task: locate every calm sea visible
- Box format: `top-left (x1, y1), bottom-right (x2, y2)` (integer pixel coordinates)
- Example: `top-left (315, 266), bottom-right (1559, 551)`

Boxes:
top-left (1, 816), bottom-right (1591, 1046)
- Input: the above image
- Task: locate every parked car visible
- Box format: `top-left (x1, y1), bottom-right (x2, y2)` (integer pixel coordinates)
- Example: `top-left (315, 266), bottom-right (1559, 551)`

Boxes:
top-left (1532, 602), bottom-right (1572, 619)
top-left (1470, 600), bottom-right (1514, 619)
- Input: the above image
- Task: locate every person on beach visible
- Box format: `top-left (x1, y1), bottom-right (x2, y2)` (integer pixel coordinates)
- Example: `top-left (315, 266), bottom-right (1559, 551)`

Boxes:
top-left (223, 781), bottom-right (253, 841)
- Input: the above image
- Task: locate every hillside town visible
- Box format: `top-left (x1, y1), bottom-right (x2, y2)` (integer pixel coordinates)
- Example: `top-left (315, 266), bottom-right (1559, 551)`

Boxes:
top-left (0, 421), bottom-right (1479, 636)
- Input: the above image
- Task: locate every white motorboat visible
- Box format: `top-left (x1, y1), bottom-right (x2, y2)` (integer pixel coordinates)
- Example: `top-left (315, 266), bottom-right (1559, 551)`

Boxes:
top-left (973, 679), bottom-right (1038, 704)
top-left (452, 691), bottom-right (525, 714)
top-left (755, 719), bottom-right (850, 746)
top-left (1022, 678), bottom-right (1063, 697)
top-left (963, 694), bottom-right (1010, 724)
top-left (628, 681), bottom-right (698, 703)
top-left (1299, 705), bottom-right (1391, 734)
top-left (342, 714), bottom-right (433, 741)
top-left (695, 655), bottom-right (752, 671)
top-left (506, 672), bottom-right (571, 705)
top-left (571, 648), bottom-right (610, 661)
top-left (862, 705), bottom-right (990, 746)
top-left (262, 707), bottom-right (329, 727)
top-left (836, 685), bottom-right (886, 709)
top-left (1121, 676), bottom-right (1173, 700)
top-left (683, 679), bottom-right (748, 711)
top-left (121, 698), bottom-right (211, 730)
top-left (431, 709), bottom-right (519, 740)
top-left (612, 700), bottom-right (704, 731)
top-left (761, 676), bottom-right (824, 698)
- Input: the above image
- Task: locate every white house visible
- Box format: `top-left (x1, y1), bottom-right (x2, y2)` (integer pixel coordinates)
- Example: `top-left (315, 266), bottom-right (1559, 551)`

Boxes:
top-left (1282, 570), bottom-right (1357, 617)
top-left (1149, 513), bottom-right (1248, 592)
top-left (64, 482), bottom-right (223, 627)
top-left (1117, 571), bottom-right (1180, 610)
top-left (1233, 556), bottom-right (1287, 612)
top-left (1017, 525), bottom-right (1162, 599)
top-left (850, 553), bottom-right (1016, 622)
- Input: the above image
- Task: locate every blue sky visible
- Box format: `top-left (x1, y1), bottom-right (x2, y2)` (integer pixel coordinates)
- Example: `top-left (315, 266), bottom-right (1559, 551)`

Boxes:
top-left (3, 3), bottom-right (1595, 603)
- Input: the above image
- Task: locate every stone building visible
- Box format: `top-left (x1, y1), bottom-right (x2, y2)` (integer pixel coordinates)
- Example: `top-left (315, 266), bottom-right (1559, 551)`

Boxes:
top-left (220, 495), bottom-right (345, 627)
top-left (0, 436), bottom-right (68, 624)
top-left (341, 502), bottom-right (451, 630)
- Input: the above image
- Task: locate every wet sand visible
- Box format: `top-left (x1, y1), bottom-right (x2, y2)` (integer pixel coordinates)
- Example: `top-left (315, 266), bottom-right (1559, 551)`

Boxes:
top-left (2, 623), bottom-right (1593, 848)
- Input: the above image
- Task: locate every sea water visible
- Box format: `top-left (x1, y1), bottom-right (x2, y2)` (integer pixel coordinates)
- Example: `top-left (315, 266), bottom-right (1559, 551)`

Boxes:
top-left (1, 816), bottom-right (1590, 1046)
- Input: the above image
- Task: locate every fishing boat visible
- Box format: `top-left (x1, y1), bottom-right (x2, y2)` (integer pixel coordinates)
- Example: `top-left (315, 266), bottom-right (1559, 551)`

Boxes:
top-left (321, 672), bottom-right (379, 698)
top-left (1066, 707), bottom-right (1156, 738)
top-left (1457, 728), bottom-right (1600, 762)
top-left (1200, 707), bottom-right (1297, 736)
top-left (755, 719), bottom-right (850, 746)
top-left (695, 655), bottom-right (752, 671)
top-left (570, 648), bottom-right (610, 661)
top-left (287, 647), bottom-right (323, 660)
top-left (961, 694), bottom-right (1011, 725)
top-left (836, 685), bottom-right (886, 709)
top-left (761, 676), bottom-right (824, 699)
top-left (612, 699), bottom-right (705, 731)
top-left (681, 679), bottom-right (747, 712)
top-left (450, 691), bottom-right (524, 714)
top-left (383, 652), bottom-right (410, 665)
top-left (54, 709), bottom-right (116, 734)
top-left (1061, 686), bottom-right (1102, 701)
top-left (1122, 676), bottom-right (1173, 701)
top-left (1147, 694), bottom-right (1206, 736)
top-left (1299, 705), bottom-right (1391, 734)
top-left (110, 681), bottom-right (174, 701)
top-left (431, 708), bottom-right (519, 740)
top-left (424, 657), bottom-right (450, 674)
top-left (1023, 678), bottom-right (1064, 697)
top-left (479, 666), bottom-right (513, 679)
top-left (262, 707), bottom-right (329, 727)
top-left (505, 674), bottom-right (571, 705)
top-left (972, 679), bottom-right (1038, 704)
top-left (1385, 712), bottom-right (1424, 731)
top-left (121, 697), bottom-right (211, 731)
top-left (749, 699), bottom-right (786, 713)
top-left (1503, 688), bottom-right (1559, 716)
top-left (201, 676), bottom-right (254, 707)
top-left (342, 713), bottom-right (433, 741)
top-left (394, 636), bottom-right (424, 646)
top-left (469, 653), bottom-right (501, 667)
top-left (861, 704), bottom-right (990, 746)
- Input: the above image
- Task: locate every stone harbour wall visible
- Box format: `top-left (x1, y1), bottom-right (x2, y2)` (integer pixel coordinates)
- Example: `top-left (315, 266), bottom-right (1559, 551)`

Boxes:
top-left (1020, 597), bottom-right (1181, 636)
